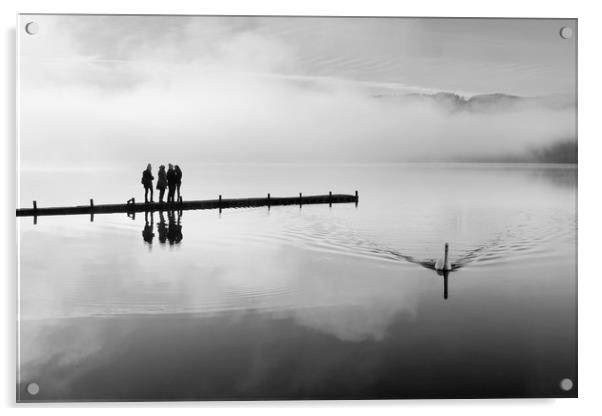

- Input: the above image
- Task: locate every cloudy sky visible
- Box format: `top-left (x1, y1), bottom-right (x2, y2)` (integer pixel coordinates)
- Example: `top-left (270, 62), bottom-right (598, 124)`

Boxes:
top-left (19, 15), bottom-right (576, 167)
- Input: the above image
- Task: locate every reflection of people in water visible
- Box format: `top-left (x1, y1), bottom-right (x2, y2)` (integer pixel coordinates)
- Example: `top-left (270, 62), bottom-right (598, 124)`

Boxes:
top-left (166, 210), bottom-right (183, 245)
top-left (157, 211), bottom-right (168, 244)
top-left (142, 211), bottom-right (155, 245)
top-left (175, 211), bottom-right (183, 244)
top-left (156, 210), bottom-right (183, 245)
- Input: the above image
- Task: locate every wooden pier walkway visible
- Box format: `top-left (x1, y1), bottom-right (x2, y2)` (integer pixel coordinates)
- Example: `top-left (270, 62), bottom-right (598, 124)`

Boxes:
top-left (16, 191), bottom-right (359, 219)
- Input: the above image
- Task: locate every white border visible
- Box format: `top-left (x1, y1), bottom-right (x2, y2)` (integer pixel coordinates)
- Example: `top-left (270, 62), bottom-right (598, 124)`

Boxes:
top-left (3, 1), bottom-right (601, 415)
top-left (14, 13), bottom-right (21, 406)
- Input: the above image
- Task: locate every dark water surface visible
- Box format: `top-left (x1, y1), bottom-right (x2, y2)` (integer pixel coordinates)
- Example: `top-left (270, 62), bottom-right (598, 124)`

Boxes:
top-left (17, 164), bottom-right (577, 401)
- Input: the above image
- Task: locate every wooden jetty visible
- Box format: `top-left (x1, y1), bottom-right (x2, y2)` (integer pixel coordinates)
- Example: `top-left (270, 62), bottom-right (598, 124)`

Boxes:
top-left (16, 191), bottom-right (359, 220)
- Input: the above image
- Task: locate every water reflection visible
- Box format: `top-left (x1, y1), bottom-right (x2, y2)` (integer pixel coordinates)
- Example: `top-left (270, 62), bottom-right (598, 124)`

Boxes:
top-left (155, 210), bottom-right (183, 246)
top-left (167, 211), bottom-right (183, 245)
top-left (437, 269), bottom-right (450, 300)
top-left (529, 164), bottom-right (577, 189)
top-left (17, 164), bottom-right (577, 400)
top-left (142, 212), bottom-right (155, 246)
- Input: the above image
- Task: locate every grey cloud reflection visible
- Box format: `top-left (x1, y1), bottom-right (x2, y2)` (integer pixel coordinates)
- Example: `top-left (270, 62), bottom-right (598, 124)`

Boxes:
top-left (19, 219), bottom-right (422, 357)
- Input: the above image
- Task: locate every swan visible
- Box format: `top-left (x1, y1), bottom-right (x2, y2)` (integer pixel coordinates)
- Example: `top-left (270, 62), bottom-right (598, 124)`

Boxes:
top-left (434, 243), bottom-right (452, 271)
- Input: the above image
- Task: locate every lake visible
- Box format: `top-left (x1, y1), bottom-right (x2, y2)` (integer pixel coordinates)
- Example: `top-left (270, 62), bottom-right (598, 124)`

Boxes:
top-left (17, 163), bottom-right (577, 401)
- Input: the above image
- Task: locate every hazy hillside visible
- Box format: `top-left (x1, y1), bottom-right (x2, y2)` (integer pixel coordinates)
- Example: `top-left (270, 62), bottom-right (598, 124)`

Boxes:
top-left (375, 91), bottom-right (575, 113)
top-left (371, 92), bottom-right (577, 163)
top-left (531, 140), bottom-right (577, 163)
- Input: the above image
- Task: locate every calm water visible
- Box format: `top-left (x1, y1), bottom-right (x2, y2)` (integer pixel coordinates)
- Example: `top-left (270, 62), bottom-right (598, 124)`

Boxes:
top-left (17, 164), bottom-right (577, 401)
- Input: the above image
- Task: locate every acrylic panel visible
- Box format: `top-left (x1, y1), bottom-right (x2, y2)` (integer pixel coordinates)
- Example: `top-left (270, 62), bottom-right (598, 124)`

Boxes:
top-left (16, 14), bottom-right (577, 401)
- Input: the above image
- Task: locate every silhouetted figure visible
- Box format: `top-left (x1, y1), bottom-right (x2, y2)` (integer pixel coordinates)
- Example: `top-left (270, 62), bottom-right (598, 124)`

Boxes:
top-left (174, 165), bottom-right (183, 200)
top-left (157, 211), bottom-right (168, 244)
top-left (156, 165), bottom-right (167, 203)
top-left (166, 163), bottom-right (177, 203)
top-left (141, 163), bottom-right (154, 203)
top-left (142, 211), bottom-right (155, 246)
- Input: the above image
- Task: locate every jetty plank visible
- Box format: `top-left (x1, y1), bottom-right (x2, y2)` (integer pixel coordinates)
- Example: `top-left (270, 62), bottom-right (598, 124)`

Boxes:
top-left (16, 193), bottom-right (358, 218)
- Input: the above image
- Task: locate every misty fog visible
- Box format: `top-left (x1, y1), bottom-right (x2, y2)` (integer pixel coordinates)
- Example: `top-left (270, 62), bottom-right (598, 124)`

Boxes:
top-left (19, 16), bottom-right (577, 168)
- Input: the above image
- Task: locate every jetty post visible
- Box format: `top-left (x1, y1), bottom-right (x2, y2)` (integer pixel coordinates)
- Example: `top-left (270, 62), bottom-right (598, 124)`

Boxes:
top-left (33, 200), bottom-right (37, 225)
top-left (90, 198), bottom-right (94, 222)
top-left (219, 194), bottom-right (222, 214)
top-left (126, 198), bottom-right (135, 220)
top-left (329, 191), bottom-right (332, 207)
top-left (355, 190), bottom-right (359, 207)
top-left (299, 192), bottom-right (302, 208)
top-left (267, 193), bottom-right (271, 210)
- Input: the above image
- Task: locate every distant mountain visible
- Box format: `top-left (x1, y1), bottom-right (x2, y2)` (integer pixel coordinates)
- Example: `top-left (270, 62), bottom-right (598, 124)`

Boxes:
top-left (531, 139), bottom-right (577, 163)
top-left (374, 91), bottom-right (575, 113)
top-left (372, 91), bottom-right (577, 163)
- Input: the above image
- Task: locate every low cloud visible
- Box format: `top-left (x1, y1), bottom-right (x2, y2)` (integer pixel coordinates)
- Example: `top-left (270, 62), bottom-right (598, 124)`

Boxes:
top-left (19, 16), bottom-right (576, 168)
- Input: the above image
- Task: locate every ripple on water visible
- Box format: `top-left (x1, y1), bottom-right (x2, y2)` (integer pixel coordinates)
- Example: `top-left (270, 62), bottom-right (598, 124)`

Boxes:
top-left (233, 207), bottom-right (577, 272)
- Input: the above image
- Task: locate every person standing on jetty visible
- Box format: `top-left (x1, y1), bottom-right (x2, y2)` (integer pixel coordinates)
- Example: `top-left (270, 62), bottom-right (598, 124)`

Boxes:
top-left (141, 163), bottom-right (154, 203)
top-left (174, 165), bottom-right (183, 201)
top-left (166, 163), bottom-right (177, 203)
top-left (156, 165), bottom-right (168, 203)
